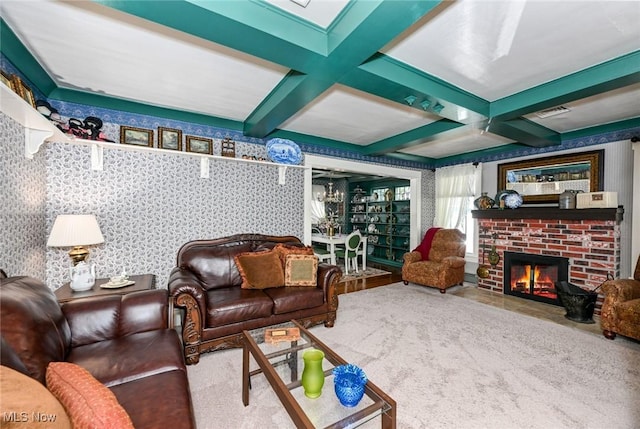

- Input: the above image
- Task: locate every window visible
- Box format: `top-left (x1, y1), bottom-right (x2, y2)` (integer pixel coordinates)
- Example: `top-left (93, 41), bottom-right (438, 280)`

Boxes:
top-left (395, 186), bottom-right (410, 201)
top-left (433, 163), bottom-right (481, 254)
top-left (371, 187), bottom-right (389, 201)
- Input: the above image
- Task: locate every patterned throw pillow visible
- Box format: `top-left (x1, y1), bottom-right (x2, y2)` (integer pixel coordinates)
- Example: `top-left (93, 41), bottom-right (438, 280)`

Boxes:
top-left (284, 254), bottom-right (318, 287)
top-left (45, 362), bottom-right (134, 429)
top-left (273, 243), bottom-right (315, 268)
top-left (234, 250), bottom-right (285, 289)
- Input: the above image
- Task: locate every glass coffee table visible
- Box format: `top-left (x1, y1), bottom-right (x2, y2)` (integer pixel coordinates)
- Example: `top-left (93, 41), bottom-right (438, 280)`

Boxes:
top-left (242, 320), bottom-right (396, 429)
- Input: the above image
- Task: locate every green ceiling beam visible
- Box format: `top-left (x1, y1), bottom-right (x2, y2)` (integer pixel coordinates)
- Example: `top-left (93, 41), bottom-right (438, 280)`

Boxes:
top-left (325, 1), bottom-right (441, 65)
top-left (91, 0), bottom-right (327, 72)
top-left (488, 118), bottom-right (560, 147)
top-left (0, 19), bottom-right (57, 95)
top-left (243, 71), bottom-right (333, 137)
top-left (244, 0), bottom-right (441, 137)
top-left (491, 51), bottom-right (640, 120)
top-left (362, 119), bottom-right (465, 156)
top-left (49, 87), bottom-right (244, 131)
top-left (384, 151), bottom-right (435, 165)
top-left (350, 53), bottom-right (490, 119)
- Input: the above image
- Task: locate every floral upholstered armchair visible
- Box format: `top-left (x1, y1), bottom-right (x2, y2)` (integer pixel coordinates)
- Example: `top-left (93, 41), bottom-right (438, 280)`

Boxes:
top-left (402, 228), bottom-right (466, 293)
top-left (600, 255), bottom-right (640, 341)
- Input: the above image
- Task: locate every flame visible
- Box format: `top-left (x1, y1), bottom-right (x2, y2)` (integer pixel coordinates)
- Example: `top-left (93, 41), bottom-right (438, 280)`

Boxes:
top-left (511, 265), bottom-right (558, 298)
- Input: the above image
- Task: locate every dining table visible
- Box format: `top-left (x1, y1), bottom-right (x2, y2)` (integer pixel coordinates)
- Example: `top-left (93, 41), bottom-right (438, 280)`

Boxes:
top-left (311, 233), bottom-right (367, 269)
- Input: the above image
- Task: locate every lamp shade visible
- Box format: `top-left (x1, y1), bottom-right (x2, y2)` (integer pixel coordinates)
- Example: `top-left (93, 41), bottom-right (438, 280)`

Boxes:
top-left (47, 214), bottom-right (104, 247)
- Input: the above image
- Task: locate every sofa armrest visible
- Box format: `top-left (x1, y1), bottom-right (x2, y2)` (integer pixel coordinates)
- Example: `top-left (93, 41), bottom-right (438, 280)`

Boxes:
top-left (403, 251), bottom-right (422, 264)
top-left (61, 289), bottom-right (170, 348)
top-left (168, 268), bottom-right (208, 353)
top-left (316, 263), bottom-right (342, 316)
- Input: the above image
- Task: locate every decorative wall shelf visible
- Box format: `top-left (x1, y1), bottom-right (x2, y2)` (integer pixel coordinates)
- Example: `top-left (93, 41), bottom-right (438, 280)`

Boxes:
top-left (0, 83), bottom-right (305, 182)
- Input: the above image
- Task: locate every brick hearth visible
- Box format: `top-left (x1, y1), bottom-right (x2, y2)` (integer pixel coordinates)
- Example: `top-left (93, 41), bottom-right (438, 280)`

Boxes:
top-left (472, 208), bottom-right (623, 315)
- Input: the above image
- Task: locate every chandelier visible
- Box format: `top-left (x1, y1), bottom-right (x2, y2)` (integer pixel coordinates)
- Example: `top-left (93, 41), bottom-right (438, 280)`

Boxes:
top-left (316, 178), bottom-right (344, 203)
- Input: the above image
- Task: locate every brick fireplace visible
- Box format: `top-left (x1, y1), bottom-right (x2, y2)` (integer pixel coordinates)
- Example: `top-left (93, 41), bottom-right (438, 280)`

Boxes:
top-left (472, 207), bottom-right (623, 315)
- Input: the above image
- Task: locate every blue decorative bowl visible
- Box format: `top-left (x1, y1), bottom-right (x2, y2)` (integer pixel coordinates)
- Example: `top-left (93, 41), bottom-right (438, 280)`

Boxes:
top-left (504, 192), bottom-right (523, 209)
top-left (333, 364), bottom-right (367, 407)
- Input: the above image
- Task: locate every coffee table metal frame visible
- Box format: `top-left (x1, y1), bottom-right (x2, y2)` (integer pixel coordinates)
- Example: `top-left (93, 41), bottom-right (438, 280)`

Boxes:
top-left (242, 320), bottom-right (396, 429)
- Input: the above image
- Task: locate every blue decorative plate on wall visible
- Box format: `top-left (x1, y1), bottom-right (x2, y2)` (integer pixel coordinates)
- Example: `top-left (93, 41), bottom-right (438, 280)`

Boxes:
top-left (266, 138), bottom-right (302, 165)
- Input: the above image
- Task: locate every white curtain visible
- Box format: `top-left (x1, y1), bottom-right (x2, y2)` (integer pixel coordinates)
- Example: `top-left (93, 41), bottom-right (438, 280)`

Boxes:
top-left (310, 185), bottom-right (326, 225)
top-left (434, 163), bottom-right (481, 229)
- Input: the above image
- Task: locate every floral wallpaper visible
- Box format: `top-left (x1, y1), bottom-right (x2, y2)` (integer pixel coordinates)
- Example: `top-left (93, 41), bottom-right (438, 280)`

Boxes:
top-left (0, 113), bottom-right (47, 279)
top-left (44, 140), bottom-right (305, 289)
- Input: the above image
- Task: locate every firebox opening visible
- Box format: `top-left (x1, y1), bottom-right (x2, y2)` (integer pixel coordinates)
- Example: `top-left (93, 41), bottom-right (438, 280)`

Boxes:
top-left (504, 252), bottom-right (569, 306)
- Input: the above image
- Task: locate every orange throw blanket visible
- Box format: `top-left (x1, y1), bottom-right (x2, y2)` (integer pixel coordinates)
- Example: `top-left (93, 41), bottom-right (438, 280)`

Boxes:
top-left (413, 227), bottom-right (442, 260)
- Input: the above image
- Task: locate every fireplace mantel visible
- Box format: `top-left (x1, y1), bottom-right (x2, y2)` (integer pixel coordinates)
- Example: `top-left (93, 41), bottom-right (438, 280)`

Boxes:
top-left (472, 207), bottom-right (623, 222)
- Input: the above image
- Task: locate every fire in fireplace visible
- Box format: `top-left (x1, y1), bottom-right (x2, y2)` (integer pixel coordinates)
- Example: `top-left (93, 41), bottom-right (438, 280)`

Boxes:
top-left (504, 252), bottom-right (569, 306)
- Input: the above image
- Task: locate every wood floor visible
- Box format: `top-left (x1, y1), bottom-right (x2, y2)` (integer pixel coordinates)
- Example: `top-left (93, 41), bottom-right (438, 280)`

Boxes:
top-left (335, 263), bottom-right (402, 295)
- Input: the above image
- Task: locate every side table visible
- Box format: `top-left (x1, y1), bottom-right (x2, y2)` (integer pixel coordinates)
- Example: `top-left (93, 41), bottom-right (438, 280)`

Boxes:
top-left (54, 274), bottom-right (156, 303)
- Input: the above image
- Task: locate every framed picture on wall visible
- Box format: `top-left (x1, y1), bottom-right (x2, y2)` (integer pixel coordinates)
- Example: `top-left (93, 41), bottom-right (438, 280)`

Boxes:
top-left (186, 135), bottom-right (213, 155)
top-left (11, 75), bottom-right (36, 108)
top-left (120, 126), bottom-right (153, 147)
top-left (1, 70), bottom-right (15, 92)
top-left (497, 149), bottom-right (604, 204)
top-left (158, 127), bottom-right (182, 150)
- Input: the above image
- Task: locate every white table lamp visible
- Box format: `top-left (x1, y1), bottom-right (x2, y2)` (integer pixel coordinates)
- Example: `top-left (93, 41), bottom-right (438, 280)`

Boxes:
top-left (47, 214), bottom-right (105, 265)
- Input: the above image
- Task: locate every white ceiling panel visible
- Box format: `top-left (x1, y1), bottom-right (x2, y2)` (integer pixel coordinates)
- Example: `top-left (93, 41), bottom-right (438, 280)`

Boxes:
top-left (383, 1), bottom-right (640, 101)
top-left (526, 83), bottom-right (640, 133)
top-left (279, 84), bottom-right (441, 145)
top-left (2, 1), bottom-right (289, 121)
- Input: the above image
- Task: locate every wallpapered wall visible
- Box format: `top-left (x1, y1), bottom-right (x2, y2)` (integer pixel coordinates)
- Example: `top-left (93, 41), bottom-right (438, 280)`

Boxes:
top-left (0, 113), bottom-right (47, 279)
top-left (43, 140), bottom-right (306, 289)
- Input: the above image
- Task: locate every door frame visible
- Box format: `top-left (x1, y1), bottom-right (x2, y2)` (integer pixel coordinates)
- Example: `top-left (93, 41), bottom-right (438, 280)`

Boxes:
top-left (304, 155), bottom-right (422, 251)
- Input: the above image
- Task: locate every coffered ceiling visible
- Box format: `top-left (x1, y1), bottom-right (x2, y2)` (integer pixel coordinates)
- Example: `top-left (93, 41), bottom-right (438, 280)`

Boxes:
top-left (1, 0), bottom-right (638, 167)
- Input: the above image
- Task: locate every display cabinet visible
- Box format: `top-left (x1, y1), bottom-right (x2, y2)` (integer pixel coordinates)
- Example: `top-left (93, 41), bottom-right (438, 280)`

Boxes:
top-left (348, 181), bottom-right (411, 267)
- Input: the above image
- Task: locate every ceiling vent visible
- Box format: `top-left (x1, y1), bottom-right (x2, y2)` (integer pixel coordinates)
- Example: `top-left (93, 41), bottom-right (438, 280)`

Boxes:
top-left (534, 106), bottom-right (571, 119)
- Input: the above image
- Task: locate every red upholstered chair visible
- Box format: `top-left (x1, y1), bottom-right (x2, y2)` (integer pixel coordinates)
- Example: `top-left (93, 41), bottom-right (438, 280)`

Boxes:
top-left (402, 228), bottom-right (466, 293)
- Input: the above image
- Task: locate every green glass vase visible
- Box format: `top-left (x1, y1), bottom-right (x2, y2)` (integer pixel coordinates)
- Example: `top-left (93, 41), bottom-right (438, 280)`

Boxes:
top-left (301, 349), bottom-right (325, 398)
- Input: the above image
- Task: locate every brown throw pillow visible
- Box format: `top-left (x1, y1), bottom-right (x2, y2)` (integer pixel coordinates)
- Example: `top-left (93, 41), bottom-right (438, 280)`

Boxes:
top-left (0, 365), bottom-right (72, 428)
top-left (235, 250), bottom-right (285, 289)
top-left (273, 243), bottom-right (315, 268)
top-left (284, 254), bottom-right (318, 287)
top-left (46, 362), bottom-right (134, 429)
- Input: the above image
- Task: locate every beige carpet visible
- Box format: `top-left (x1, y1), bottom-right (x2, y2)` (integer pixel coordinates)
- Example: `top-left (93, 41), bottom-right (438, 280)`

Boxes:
top-left (187, 283), bottom-right (640, 429)
top-left (339, 267), bottom-right (391, 282)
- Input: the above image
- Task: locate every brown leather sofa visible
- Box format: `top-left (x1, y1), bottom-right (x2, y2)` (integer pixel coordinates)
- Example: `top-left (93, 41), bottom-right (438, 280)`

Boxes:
top-left (0, 276), bottom-right (195, 428)
top-left (402, 228), bottom-right (466, 293)
top-left (168, 233), bottom-right (342, 364)
top-left (600, 255), bottom-right (640, 341)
